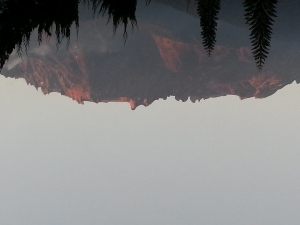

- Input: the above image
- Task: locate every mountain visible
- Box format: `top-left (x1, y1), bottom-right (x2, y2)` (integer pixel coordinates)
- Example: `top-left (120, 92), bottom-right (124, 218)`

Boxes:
top-left (1, 2), bottom-right (300, 109)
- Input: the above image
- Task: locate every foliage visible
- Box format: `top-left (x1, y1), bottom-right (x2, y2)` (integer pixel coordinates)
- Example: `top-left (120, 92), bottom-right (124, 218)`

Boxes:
top-left (82, 0), bottom-right (138, 39)
top-left (244, 0), bottom-right (278, 70)
top-left (0, 0), bottom-right (279, 70)
top-left (197, 0), bottom-right (220, 56)
top-left (0, 0), bottom-right (80, 69)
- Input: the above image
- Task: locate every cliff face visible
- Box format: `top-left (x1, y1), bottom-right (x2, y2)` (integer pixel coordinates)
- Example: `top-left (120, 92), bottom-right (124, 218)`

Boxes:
top-left (2, 14), bottom-right (300, 109)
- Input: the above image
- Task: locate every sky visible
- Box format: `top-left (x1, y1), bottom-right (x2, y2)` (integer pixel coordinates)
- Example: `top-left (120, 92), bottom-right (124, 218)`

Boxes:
top-left (0, 76), bottom-right (300, 225)
top-left (1, 1), bottom-right (300, 225)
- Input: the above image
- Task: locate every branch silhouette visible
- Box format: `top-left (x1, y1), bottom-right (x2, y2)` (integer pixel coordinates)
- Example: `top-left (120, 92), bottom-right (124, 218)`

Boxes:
top-left (0, 0), bottom-right (79, 69)
top-left (197, 0), bottom-right (220, 56)
top-left (244, 0), bottom-right (278, 70)
top-left (0, 0), bottom-right (280, 71)
top-left (82, 0), bottom-right (138, 40)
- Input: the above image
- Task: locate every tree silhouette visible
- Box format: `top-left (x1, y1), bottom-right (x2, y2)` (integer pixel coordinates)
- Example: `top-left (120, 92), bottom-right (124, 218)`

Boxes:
top-left (244, 0), bottom-right (278, 70)
top-left (0, 0), bottom-right (280, 71)
top-left (0, 0), bottom-right (80, 69)
top-left (82, 0), bottom-right (138, 39)
top-left (197, 0), bottom-right (220, 56)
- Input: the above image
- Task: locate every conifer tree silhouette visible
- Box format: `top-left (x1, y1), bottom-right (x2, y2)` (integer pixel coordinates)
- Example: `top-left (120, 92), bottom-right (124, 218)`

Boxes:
top-left (83, 0), bottom-right (138, 40)
top-left (0, 0), bottom-right (281, 71)
top-left (0, 0), bottom-right (79, 70)
top-left (244, 0), bottom-right (278, 70)
top-left (197, 0), bottom-right (220, 56)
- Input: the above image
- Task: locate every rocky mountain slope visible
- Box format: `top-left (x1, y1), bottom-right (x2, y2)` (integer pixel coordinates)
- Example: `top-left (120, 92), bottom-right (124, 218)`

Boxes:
top-left (1, 4), bottom-right (300, 109)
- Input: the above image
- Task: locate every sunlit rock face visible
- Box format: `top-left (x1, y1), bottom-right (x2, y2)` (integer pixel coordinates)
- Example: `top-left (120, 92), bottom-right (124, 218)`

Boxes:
top-left (1, 3), bottom-right (300, 109)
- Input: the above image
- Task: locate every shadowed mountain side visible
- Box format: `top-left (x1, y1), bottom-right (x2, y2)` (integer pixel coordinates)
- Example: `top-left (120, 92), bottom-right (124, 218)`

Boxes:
top-left (2, 17), bottom-right (300, 109)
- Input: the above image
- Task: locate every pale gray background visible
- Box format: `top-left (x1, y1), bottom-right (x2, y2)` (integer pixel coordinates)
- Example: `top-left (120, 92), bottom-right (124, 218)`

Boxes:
top-left (0, 76), bottom-right (300, 225)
